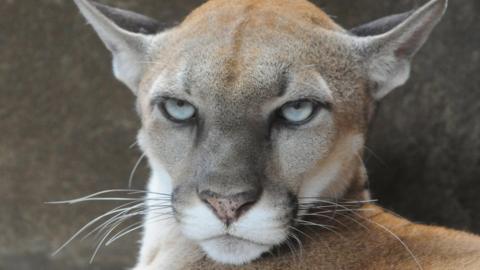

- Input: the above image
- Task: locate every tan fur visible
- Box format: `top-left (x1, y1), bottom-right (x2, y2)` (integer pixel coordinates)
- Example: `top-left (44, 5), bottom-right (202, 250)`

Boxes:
top-left (190, 204), bottom-right (480, 270)
top-left (72, 0), bottom-right (480, 269)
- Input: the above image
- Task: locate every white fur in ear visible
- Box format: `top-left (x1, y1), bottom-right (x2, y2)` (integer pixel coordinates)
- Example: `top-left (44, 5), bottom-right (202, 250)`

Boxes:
top-left (355, 0), bottom-right (448, 100)
top-left (73, 0), bottom-right (158, 93)
top-left (367, 54), bottom-right (411, 100)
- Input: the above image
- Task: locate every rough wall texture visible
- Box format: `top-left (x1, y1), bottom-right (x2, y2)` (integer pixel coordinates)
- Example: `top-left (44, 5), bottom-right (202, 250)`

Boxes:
top-left (0, 0), bottom-right (478, 269)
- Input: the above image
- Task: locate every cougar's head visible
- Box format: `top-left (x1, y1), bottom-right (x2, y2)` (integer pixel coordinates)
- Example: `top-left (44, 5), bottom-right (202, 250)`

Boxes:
top-left (74, 0), bottom-right (447, 265)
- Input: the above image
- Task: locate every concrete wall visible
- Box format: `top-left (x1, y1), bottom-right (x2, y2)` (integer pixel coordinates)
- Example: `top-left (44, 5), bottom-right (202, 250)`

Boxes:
top-left (1, 0), bottom-right (478, 269)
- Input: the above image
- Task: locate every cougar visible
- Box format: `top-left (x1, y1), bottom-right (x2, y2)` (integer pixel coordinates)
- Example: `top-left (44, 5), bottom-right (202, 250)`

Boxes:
top-left (69, 0), bottom-right (480, 269)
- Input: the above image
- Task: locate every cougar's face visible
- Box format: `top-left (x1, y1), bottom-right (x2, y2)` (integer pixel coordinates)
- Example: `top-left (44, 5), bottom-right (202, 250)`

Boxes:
top-left (136, 25), bottom-right (370, 264)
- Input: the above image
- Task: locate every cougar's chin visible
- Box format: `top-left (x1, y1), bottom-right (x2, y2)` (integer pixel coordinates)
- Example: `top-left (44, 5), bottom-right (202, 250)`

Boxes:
top-left (199, 236), bottom-right (271, 265)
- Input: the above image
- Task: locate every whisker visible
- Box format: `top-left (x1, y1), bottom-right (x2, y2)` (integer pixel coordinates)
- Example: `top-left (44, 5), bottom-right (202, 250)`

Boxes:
top-left (50, 197), bottom-right (171, 205)
top-left (47, 189), bottom-right (171, 205)
top-left (129, 141), bottom-right (138, 149)
top-left (84, 203), bottom-right (148, 241)
top-left (289, 225), bottom-right (314, 242)
top-left (300, 200), bottom-right (422, 270)
top-left (283, 238), bottom-right (299, 265)
top-left (345, 210), bottom-right (423, 270)
top-left (369, 220), bottom-right (422, 269)
top-left (90, 218), bottom-right (124, 263)
top-left (87, 207), bottom-right (173, 263)
top-left (51, 203), bottom-right (142, 256)
top-left (295, 219), bottom-right (345, 240)
top-left (363, 145), bottom-right (386, 166)
top-left (298, 213), bottom-right (350, 230)
top-left (288, 231), bottom-right (304, 259)
top-left (334, 212), bottom-right (370, 231)
top-left (128, 153), bottom-right (146, 188)
top-left (89, 204), bottom-right (173, 242)
top-left (298, 208), bottom-right (375, 214)
top-left (105, 214), bottom-right (174, 246)
top-left (298, 198), bottom-right (377, 204)
top-left (51, 196), bottom-right (168, 253)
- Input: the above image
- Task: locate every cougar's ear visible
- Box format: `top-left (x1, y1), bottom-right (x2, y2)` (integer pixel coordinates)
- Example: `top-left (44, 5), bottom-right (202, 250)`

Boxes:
top-left (351, 0), bottom-right (448, 100)
top-left (74, 0), bottom-right (162, 93)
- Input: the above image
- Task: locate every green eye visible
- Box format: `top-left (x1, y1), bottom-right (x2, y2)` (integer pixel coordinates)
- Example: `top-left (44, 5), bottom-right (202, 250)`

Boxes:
top-left (279, 100), bottom-right (317, 125)
top-left (161, 98), bottom-right (196, 123)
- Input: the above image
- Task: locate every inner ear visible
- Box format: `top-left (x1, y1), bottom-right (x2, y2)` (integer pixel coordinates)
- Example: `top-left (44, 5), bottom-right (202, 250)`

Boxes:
top-left (92, 2), bottom-right (161, 35)
top-left (350, 11), bottom-right (413, 37)
top-left (350, 0), bottom-right (447, 100)
top-left (73, 0), bottom-right (165, 92)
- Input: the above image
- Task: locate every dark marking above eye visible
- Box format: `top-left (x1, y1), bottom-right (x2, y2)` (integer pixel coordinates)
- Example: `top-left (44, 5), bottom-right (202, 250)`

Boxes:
top-left (276, 68), bottom-right (291, 97)
top-left (150, 96), bottom-right (163, 108)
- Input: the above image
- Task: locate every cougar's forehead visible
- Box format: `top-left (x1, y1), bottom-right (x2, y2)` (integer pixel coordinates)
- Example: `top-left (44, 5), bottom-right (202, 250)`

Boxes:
top-left (140, 0), bottom-right (348, 96)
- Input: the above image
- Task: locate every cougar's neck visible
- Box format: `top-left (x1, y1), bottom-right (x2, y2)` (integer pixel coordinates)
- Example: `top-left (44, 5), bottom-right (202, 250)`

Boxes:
top-left (318, 158), bottom-right (371, 203)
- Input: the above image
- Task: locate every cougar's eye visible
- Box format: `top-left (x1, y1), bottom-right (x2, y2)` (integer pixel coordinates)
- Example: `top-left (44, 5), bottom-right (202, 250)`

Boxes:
top-left (161, 98), bottom-right (196, 123)
top-left (278, 99), bottom-right (317, 125)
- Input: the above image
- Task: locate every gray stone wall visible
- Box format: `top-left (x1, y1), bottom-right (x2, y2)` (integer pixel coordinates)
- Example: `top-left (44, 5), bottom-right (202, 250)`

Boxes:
top-left (0, 0), bottom-right (478, 269)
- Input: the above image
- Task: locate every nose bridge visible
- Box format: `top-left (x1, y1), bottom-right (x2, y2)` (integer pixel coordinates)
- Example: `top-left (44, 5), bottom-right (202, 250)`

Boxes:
top-left (204, 127), bottom-right (260, 167)
top-left (196, 128), bottom-right (263, 196)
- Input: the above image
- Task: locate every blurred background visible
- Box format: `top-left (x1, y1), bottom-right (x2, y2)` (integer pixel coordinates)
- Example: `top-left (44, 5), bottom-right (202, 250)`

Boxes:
top-left (1, 0), bottom-right (479, 269)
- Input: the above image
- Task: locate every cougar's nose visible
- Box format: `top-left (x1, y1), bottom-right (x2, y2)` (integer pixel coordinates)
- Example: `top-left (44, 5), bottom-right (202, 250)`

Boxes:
top-left (199, 189), bottom-right (261, 225)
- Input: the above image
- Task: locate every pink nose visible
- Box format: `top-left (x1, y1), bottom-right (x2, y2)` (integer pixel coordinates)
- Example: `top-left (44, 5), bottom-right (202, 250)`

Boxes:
top-left (200, 190), bottom-right (260, 225)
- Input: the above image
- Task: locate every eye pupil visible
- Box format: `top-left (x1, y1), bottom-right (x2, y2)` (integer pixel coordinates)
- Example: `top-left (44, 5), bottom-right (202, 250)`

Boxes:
top-left (176, 100), bottom-right (185, 107)
top-left (293, 102), bottom-right (302, 110)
